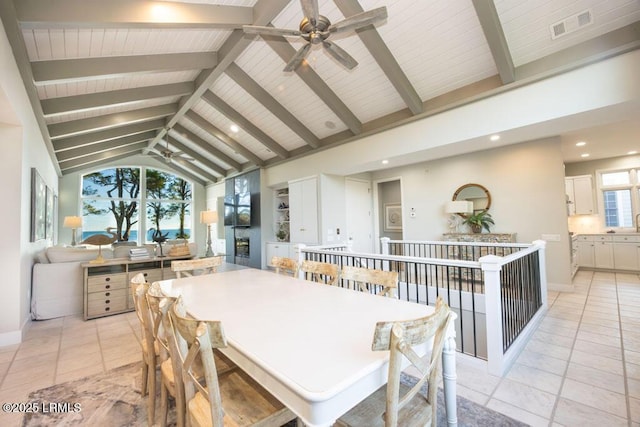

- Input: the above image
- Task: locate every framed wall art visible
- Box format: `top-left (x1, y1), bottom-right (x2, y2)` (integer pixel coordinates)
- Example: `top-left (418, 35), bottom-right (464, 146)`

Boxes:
top-left (45, 186), bottom-right (55, 240)
top-left (30, 168), bottom-right (46, 242)
top-left (384, 203), bottom-right (403, 231)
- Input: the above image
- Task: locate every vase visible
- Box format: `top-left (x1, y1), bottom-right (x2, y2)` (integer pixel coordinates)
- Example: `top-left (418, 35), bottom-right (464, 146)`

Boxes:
top-left (470, 224), bottom-right (482, 234)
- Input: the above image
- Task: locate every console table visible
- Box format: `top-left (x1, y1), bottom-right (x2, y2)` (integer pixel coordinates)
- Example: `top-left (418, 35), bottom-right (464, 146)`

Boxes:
top-left (442, 233), bottom-right (516, 243)
top-left (82, 255), bottom-right (191, 320)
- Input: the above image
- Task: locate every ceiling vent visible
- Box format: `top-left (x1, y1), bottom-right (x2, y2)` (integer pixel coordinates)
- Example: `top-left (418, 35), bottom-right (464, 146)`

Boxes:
top-left (550, 9), bottom-right (593, 40)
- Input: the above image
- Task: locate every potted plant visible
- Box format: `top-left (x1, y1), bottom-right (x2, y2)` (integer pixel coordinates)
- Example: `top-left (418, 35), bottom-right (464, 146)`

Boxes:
top-left (463, 210), bottom-right (494, 233)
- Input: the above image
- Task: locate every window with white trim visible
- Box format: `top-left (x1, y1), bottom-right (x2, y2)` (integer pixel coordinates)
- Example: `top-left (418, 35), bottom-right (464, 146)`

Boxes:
top-left (598, 168), bottom-right (637, 229)
top-left (81, 167), bottom-right (192, 244)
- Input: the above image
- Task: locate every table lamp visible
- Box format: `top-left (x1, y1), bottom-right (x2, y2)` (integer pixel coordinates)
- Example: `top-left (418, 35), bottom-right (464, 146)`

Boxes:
top-left (445, 201), bottom-right (473, 232)
top-left (200, 210), bottom-right (218, 257)
top-left (63, 216), bottom-right (82, 246)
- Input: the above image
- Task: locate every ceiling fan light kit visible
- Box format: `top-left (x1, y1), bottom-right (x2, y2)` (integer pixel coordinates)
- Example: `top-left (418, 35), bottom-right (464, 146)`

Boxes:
top-left (243, 1), bottom-right (387, 72)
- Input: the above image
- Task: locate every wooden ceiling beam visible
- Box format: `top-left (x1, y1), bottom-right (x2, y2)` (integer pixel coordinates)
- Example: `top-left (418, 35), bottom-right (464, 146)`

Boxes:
top-left (201, 90), bottom-right (289, 159)
top-left (334, 0), bottom-right (423, 115)
top-left (42, 82), bottom-right (194, 116)
top-left (53, 119), bottom-right (165, 152)
top-left (56, 132), bottom-right (156, 162)
top-left (225, 63), bottom-right (320, 148)
top-left (32, 53), bottom-right (216, 84)
top-left (15, 0), bottom-right (253, 29)
top-left (472, 0), bottom-right (515, 84)
top-left (184, 110), bottom-right (265, 167)
top-left (49, 104), bottom-right (178, 139)
top-left (173, 124), bottom-right (243, 171)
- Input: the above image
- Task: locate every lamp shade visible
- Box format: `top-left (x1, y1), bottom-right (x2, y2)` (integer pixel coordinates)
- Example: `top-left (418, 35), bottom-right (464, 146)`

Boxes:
top-left (63, 216), bottom-right (82, 228)
top-left (445, 201), bottom-right (473, 214)
top-left (200, 210), bottom-right (218, 225)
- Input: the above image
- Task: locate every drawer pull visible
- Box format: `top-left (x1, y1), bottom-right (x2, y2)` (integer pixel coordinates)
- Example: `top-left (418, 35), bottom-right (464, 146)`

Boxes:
top-left (105, 299), bottom-right (111, 304)
top-left (105, 277), bottom-right (110, 282)
top-left (105, 292), bottom-right (110, 297)
top-left (143, 273), bottom-right (148, 276)
top-left (105, 307), bottom-right (110, 311)
top-left (105, 284), bottom-right (111, 289)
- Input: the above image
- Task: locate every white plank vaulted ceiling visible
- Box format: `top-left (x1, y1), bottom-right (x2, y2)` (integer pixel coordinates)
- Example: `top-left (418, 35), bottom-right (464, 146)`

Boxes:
top-left (1, 0), bottom-right (639, 184)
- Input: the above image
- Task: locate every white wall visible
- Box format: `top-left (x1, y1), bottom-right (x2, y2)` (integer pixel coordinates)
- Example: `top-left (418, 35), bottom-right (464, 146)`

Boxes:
top-left (1, 19), bottom-right (58, 344)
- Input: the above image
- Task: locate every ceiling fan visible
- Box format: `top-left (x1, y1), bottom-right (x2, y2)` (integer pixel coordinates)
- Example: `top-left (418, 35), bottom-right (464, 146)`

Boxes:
top-left (243, 0), bottom-right (387, 72)
top-left (149, 130), bottom-right (194, 164)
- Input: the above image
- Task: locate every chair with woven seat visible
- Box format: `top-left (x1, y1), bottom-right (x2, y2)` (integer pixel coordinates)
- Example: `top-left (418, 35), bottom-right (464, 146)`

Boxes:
top-left (130, 273), bottom-right (158, 426)
top-left (168, 297), bottom-right (298, 427)
top-left (300, 260), bottom-right (339, 286)
top-left (340, 266), bottom-right (399, 298)
top-left (271, 256), bottom-right (299, 277)
top-left (336, 297), bottom-right (453, 427)
top-left (171, 257), bottom-right (222, 279)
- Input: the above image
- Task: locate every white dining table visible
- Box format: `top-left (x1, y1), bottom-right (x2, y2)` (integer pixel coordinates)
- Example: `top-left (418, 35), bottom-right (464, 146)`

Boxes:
top-left (158, 267), bottom-right (458, 427)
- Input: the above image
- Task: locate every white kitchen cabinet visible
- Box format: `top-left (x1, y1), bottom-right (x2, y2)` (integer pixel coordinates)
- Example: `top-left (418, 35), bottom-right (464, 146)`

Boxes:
top-left (613, 235), bottom-right (640, 271)
top-left (265, 242), bottom-right (293, 266)
top-left (565, 175), bottom-right (595, 215)
top-left (594, 240), bottom-right (614, 269)
top-left (577, 236), bottom-right (595, 268)
top-left (289, 176), bottom-right (319, 244)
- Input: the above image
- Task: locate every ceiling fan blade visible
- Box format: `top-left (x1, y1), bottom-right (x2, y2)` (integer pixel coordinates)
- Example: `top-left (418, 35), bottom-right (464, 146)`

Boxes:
top-left (329, 7), bottom-right (388, 34)
top-left (300, 0), bottom-right (319, 26)
top-left (283, 43), bottom-right (312, 72)
top-left (243, 25), bottom-right (301, 37)
top-left (322, 40), bottom-right (358, 70)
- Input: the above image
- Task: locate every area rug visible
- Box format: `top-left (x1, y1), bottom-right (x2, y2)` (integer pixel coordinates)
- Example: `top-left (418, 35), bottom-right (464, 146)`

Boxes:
top-left (23, 362), bottom-right (528, 426)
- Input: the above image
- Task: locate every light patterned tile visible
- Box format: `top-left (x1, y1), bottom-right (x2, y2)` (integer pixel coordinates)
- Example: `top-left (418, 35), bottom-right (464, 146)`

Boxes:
top-left (492, 378), bottom-right (556, 418)
top-left (561, 378), bottom-right (626, 415)
top-left (575, 330), bottom-right (621, 348)
top-left (516, 349), bottom-right (568, 376)
top-left (531, 329), bottom-right (574, 348)
top-left (486, 398), bottom-right (549, 427)
top-left (526, 339), bottom-right (572, 361)
top-left (554, 397), bottom-right (627, 426)
top-left (571, 349), bottom-right (623, 375)
top-left (573, 339), bottom-right (622, 360)
top-left (565, 362), bottom-right (625, 394)
top-left (630, 396), bottom-right (640, 423)
top-left (505, 363), bottom-right (563, 394)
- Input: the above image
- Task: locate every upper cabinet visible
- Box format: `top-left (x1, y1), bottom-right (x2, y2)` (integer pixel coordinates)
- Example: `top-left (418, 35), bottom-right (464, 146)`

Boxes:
top-left (289, 176), bottom-right (319, 244)
top-left (565, 175), bottom-right (595, 215)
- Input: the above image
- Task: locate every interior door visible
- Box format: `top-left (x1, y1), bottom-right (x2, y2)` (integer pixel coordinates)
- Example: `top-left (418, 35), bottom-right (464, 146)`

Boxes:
top-left (346, 179), bottom-right (373, 253)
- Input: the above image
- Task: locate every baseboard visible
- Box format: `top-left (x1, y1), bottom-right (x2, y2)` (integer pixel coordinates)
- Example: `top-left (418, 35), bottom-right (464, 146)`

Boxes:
top-left (0, 316), bottom-right (30, 347)
top-left (547, 281), bottom-right (574, 292)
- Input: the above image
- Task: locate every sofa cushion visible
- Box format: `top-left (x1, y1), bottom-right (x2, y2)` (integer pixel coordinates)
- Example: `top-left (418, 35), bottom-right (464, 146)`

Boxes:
top-left (46, 246), bottom-right (114, 263)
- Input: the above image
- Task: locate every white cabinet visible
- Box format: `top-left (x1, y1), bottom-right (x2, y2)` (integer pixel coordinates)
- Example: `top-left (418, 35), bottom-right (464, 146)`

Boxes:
top-left (613, 235), bottom-right (640, 271)
top-left (565, 175), bottom-right (595, 215)
top-left (289, 177), bottom-right (319, 244)
top-left (577, 236), bottom-right (595, 268)
top-left (576, 234), bottom-right (640, 271)
top-left (274, 187), bottom-right (290, 242)
top-left (265, 242), bottom-right (293, 266)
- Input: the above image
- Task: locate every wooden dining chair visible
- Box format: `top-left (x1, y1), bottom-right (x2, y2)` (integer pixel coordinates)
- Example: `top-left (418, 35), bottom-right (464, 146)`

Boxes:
top-left (271, 256), bottom-right (299, 276)
top-left (171, 257), bottom-right (222, 279)
top-left (340, 266), bottom-right (399, 298)
top-left (130, 273), bottom-right (158, 426)
top-left (168, 297), bottom-right (298, 427)
top-left (336, 297), bottom-right (453, 427)
top-left (300, 260), bottom-right (339, 285)
top-left (146, 283), bottom-right (186, 427)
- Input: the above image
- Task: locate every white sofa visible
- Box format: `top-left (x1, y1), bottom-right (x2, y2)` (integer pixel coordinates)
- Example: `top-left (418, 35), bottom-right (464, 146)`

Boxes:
top-left (31, 242), bottom-right (196, 320)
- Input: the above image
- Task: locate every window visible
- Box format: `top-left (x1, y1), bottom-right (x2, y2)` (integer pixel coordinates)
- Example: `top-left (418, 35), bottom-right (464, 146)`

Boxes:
top-left (598, 169), bottom-right (638, 229)
top-left (81, 167), bottom-right (192, 244)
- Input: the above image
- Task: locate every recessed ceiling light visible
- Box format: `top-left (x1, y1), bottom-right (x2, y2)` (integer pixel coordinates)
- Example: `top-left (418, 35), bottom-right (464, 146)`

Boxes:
top-left (628, 151), bottom-right (638, 155)
top-left (576, 141), bottom-right (586, 147)
top-left (230, 124), bottom-right (239, 133)
top-left (381, 160), bottom-right (389, 165)
top-left (324, 121), bottom-right (336, 129)
top-left (490, 135), bottom-right (500, 141)
top-left (581, 153), bottom-right (590, 158)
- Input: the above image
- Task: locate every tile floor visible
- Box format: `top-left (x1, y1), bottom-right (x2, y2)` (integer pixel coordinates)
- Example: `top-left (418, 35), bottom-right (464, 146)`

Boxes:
top-left (0, 269), bottom-right (638, 426)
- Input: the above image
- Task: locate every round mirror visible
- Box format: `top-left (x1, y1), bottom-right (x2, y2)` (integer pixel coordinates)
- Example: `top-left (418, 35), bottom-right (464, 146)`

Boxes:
top-left (452, 183), bottom-right (491, 217)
